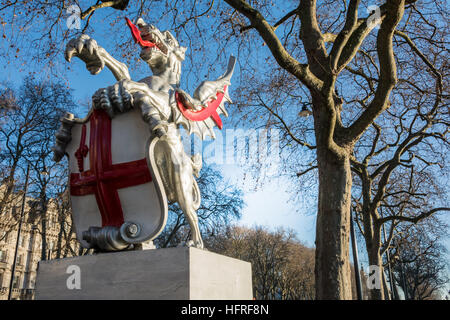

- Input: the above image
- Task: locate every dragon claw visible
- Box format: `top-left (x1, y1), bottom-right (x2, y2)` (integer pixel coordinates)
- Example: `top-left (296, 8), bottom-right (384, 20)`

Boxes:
top-left (65, 44), bottom-right (75, 62)
top-left (64, 34), bottom-right (104, 74)
top-left (76, 41), bottom-right (83, 55)
top-left (86, 39), bottom-right (96, 55)
top-left (92, 80), bottom-right (134, 118)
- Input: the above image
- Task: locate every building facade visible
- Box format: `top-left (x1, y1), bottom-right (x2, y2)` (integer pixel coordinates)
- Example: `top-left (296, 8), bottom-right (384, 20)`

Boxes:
top-left (0, 190), bottom-right (79, 300)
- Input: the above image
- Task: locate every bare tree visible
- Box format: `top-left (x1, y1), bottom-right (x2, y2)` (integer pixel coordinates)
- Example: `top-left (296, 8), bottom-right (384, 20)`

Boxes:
top-left (53, 178), bottom-right (80, 260)
top-left (352, 165), bottom-right (448, 299)
top-left (0, 78), bottom-right (75, 256)
top-left (207, 225), bottom-right (316, 300)
top-left (214, 0), bottom-right (448, 299)
top-left (389, 219), bottom-right (449, 300)
top-left (0, 84), bottom-right (16, 111)
top-left (350, 81), bottom-right (449, 299)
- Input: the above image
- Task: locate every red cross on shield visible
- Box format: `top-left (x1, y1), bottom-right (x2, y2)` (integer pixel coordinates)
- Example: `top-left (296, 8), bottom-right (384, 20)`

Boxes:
top-left (65, 108), bottom-right (168, 248)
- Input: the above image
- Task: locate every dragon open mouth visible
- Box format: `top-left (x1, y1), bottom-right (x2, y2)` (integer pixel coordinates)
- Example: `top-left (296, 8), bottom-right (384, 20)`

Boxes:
top-left (125, 17), bottom-right (168, 55)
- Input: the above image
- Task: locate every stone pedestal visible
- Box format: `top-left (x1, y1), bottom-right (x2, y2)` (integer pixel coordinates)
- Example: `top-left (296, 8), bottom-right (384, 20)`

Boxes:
top-left (35, 247), bottom-right (253, 300)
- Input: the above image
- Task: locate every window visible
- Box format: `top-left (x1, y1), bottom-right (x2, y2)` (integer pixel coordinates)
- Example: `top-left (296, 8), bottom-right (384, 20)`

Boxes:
top-left (53, 217), bottom-right (58, 229)
top-left (7, 232), bottom-right (13, 244)
top-left (17, 254), bottom-right (24, 266)
top-left (0, 250), bottom-right (7, 263)
top-left (48, 241), bottom-right (55, 260)
top-left (12, 274), bottom-right (20, 289)
top-left (0, 269), bottom-right (4, 287)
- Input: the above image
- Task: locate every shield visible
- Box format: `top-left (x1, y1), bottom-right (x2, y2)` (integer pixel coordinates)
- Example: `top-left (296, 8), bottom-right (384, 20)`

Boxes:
top-left (65, 108), bottom-right (168, 249)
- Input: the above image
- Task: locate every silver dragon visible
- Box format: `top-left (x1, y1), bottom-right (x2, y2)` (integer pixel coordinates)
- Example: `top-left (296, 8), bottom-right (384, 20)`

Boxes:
top-left (54, 18), bottom-right (236, 249)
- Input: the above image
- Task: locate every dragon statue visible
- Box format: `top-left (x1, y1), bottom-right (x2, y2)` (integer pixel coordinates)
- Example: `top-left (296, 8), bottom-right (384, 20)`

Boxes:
top-left (54, 17), bottom-right (236, 250)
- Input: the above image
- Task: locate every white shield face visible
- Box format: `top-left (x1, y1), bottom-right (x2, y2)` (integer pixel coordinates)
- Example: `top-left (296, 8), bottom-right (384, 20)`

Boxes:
top-left (65, 108), bottom-right (168, 248)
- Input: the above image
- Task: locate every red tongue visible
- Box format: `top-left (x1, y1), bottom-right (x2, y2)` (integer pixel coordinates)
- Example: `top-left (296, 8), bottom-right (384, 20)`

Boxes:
top-left (125, 17), bottom-right (156, 48)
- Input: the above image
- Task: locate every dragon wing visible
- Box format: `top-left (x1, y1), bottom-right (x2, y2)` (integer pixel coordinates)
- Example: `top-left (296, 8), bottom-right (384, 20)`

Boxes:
top-left (173, 56), bottom-right (236, 140)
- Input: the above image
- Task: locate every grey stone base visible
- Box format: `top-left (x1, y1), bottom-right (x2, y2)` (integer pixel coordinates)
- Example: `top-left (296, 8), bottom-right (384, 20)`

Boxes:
top-left (35, 247), bottom-right (253, 300)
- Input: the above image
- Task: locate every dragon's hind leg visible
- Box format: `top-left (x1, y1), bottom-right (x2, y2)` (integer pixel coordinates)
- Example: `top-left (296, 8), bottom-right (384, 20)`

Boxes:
top-left (165, 140), bottom-right (204, 248)
top-left (184, 208), bottom-right (203, 249)
top-left (175, 170), bottom-right (203, 249)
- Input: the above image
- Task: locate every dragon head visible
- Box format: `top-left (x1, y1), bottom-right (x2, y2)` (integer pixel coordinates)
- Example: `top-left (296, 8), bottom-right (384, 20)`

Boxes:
top-left (126, 17), bottom-right (186, 84)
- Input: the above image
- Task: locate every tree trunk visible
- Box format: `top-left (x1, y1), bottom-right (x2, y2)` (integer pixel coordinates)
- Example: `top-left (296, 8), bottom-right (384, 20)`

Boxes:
top-left (367, 245), bottom-right (385, 300)
top-left (315, 149), bottom-right (353, 299)
top-left (41, 211), bottom-right (48, 261)
top-left (55, 206), bottom-right (65, 259)
top-left (40, 194), bottom-right (48, 261)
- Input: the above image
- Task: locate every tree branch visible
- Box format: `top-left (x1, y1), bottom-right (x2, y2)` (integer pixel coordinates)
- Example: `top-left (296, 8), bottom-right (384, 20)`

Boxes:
top-left (329, 0), bottom-right (361, 72)
top-left (81, 0), bottom-right (129, 20)
top-left (240, 6), bottom-right (300, 32)
top-left (345, 0), bottom-right (405, 142)
top-left (225, 0), bottom-right (322, 92)
top-left (379, 207), bottom-right (450, 225)
top-left (298, 0), bottom-right (328, 79)
top-left (394, 30), bottom-right (442, 82)
top-left (256, 94), bottom-right (316, 150)
top-left (296, 165), bottom-right (318, 177)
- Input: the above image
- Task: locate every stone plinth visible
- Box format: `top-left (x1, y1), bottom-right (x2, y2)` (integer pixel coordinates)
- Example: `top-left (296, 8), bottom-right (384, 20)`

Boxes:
top-left (35, 247), bottom-right (252, 300)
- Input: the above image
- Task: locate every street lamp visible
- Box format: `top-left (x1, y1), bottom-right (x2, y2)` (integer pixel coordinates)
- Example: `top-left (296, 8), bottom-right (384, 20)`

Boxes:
top-left (40, 165), bottom-right (49, 176)
top-left (298, 103), bottom-right (312, 117)
top-left (7, 162), bottom-right (30, 300)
